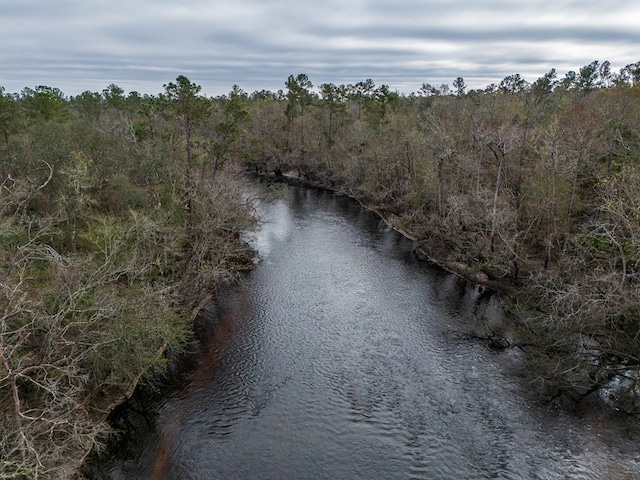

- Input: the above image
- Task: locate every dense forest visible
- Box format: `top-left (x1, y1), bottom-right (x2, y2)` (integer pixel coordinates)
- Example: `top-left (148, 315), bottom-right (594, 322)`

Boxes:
top-left (1, 59), bottom-right (640, 477)
top-left (0, 78), bottom-right (255, 478)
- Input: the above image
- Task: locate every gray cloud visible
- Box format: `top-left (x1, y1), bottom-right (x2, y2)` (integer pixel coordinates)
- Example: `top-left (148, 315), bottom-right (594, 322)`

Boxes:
top-left (1, 0), bottom-right (638, 96)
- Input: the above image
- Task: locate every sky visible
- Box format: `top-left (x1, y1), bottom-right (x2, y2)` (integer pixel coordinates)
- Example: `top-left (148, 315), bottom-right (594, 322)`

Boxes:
top-left (2, 0), bottom-right (639, 97)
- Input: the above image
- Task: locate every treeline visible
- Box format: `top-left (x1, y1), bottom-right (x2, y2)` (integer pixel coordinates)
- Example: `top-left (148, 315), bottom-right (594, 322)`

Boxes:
top-left (1, 58), bottom-right (639, 476)
top-left (0, 78), bottom-right (254, 478)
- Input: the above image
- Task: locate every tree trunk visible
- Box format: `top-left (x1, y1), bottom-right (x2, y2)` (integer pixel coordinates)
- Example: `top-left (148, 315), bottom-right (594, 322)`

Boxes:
top-left (488, 142), bottom-right (505, 253)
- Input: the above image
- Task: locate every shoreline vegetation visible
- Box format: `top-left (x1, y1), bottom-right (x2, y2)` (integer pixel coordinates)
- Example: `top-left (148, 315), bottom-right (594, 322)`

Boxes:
top-left (1, 61), bottom-right (640, 477)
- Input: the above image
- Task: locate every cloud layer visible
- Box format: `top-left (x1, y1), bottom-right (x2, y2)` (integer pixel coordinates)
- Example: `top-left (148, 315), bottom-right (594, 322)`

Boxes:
top-left (2, 0), bottom-right (639, 96)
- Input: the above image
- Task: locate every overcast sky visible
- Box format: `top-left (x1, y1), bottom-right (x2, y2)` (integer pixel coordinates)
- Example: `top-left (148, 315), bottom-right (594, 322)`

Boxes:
top-left (2, 0), bottom-right (639, 97)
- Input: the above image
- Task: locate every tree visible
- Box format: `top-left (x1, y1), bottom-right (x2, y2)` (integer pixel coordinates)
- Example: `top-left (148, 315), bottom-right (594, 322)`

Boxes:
top-left (347, 79), bottom-right (376, 119)
top-left (285, 74), bottom-right (314, 154)
top-left (72, 90), bottom-right (103, 121)
top-left (319, 83), bottom-right (347, 162)
top-left (418, 83), bottom-right (439, 97)
top-left (208, 85), bottom-right (251, 174)
top-left (530, 69), bottom-right (557, 103)
top-left (559, 70), bottom-right (578, 90)
top-left (363, 84), bottom-right (399, 126)
top-left (102, 84), bottom-right (126, 109)
top-left (599, 60), bottom-right (612, 88)
top-left (21, 85), bottom-right (68, 121)
top-left (577, 60), bottom-right (600, 92)
top-left (453, 77), bottom-right (466, 96)
top-left (285, 73), bottom-right (314, 123)
top-left (0, 87), bottom-right (20, 146)
top-left (58, 151), bottom-right (96, 252)
top-left (160, 76), bottom-right (211, 217)
top-left (499, 74), bottom-right (528, 94)
top-left (619, 62), bottom-right (640, 86)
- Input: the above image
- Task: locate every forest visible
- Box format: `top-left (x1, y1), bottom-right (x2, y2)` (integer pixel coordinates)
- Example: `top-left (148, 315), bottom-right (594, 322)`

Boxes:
top-left (1, 59), bottom-right (640, 477)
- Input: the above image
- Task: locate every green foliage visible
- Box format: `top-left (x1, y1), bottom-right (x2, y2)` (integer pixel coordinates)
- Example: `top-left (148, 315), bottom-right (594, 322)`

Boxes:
top-left (0, 87), bottom-right (21, 145)
top-left (102, 83), bottom-right (125, 109)
top-left (206, 85), bottom-right (252, 173)
top-left (0, 221), bottom-right (193, 477)
top-left (363, 84), bottom-right (399, 126)
top-left (21, 85), bottom-right (68, 122)
top-left (160, 76), bottom-right (211, 130)
top-left (499, 73), bottom-right (528, 94)
top-left (0, 76), bottom-right (256, 478)
top-left (285, 73), bottom-right (314, 120)
top-left (71, 90), bottom-right (103, 121)
top-left (159, 76), bottom-right (213, 218)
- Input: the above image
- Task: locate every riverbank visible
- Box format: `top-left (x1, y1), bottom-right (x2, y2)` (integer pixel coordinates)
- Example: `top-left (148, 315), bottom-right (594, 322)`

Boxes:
top-left (263, 170), bottom-right (513, 288)
top-left (0, 163), bottom-right (256, 479)
top-left (81, 300), bottom-right (234, 478)
top-left (76, 173), bottom-right (257, 476)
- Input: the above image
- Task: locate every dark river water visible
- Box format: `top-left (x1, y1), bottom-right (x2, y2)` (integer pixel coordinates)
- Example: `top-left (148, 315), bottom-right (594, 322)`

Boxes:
top-left (102, 185), bottom-right (640, 480)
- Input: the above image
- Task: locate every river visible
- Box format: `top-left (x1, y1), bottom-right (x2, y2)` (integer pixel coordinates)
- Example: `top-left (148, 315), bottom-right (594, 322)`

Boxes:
top-left (99, 184), bottom-right (640, 479)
